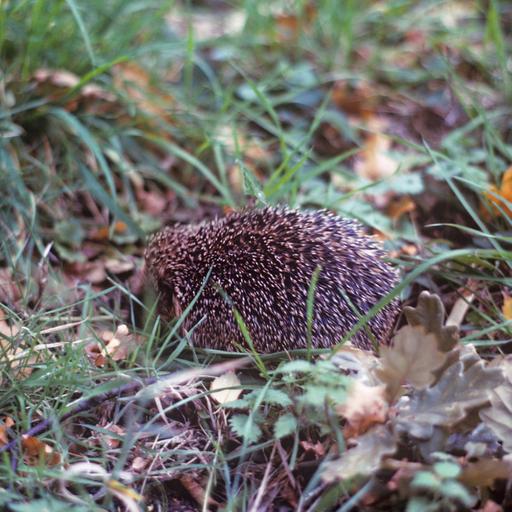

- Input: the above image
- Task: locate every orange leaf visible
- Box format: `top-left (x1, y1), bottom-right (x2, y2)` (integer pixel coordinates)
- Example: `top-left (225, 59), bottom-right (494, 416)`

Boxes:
top-left (114, 221), bottom-right (127, 234)
top-left (101, 423), bottom-right (125, 449)
top-left (0, 416), bottom-right (14, 446)
top-left (88, 221), bottom-right (127, 241)
top-left (483, 166), bottom-right (512, 218)
top-left (331, 80), bottom-right (376, 119)
top-left (336, 381), bottom-right (389, 438)
top-left (503, 295), bottom-right (512, 321)
top-left (112, 62), bottom-right (175, 121)
top-left (387, 196), bottom-right (416, 221)
top-left (275, 4), bottom-right (316, 42)
top-left (88, 225), bottom-right (110, 241)
top-left (22, 435), bottom-right (61, 466)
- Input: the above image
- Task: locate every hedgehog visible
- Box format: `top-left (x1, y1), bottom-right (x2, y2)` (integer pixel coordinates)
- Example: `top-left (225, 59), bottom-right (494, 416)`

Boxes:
top-left (145, 207), bottom-right (399, 352)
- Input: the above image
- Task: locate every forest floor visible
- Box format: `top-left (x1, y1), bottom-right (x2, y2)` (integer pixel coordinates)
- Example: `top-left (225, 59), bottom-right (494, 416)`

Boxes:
top-left (1, 1), bottom-right (512, 511)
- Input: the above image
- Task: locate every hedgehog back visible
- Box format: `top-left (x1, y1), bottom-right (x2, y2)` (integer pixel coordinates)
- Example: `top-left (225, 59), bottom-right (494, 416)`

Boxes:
top-left (146, 208), bottom-right (399, 352)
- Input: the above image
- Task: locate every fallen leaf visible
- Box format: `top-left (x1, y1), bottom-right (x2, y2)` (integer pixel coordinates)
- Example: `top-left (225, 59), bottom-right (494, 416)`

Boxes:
top-left (300, 440), bottom-right (326, 457)
top-left (478, 500), bottom-right (504, 512)
top-left (480, 358), bottom-right (512, 453)
top-left (331, 80), bottom-right (376, 118)
top-left (0, 416), bottom-right (14, 446)
top-left (22, 435), bottom-right (61, 466)
top-left (33, 68), bottom-right (80, 88)
top-left (101, 330), bottom-right (114, 342)
top-left (59, 462), bottom-right (108, 504)
top-left (65, 261), bottom-right (107, 284)
top-left (210, 371), bottom-right (242, 405)
top-left (403, 291), bottom-right (459, 352)
top-left (401, 244), bottom-right (418, 256)
top-left (355, 118), bottom-right (398, 181)
top-left (106, 479), bottom-right (144, 508)
top-left (460, 457), bottom-right (511, 488)
top-left (331, 345), bottom-right (380, 385)
top-left (86, 324), bottom-right (143, 367)
top-left (387, 196), bottom-right (416, 221)
top-left (166, 8), bottom-right (245, 41)
top-left (376, 325), bottom-right (448, 401)
top-left (397, 360), bottom-right (503, 439)
top-left (275, 4), bottom-right (316, 42)
top-left (322, 425), bottom-right (397, 482)
top-left (112, 62), bottom-right (174, 121)
top-left (136, 187), bottom-right (169, 216)
top-left (101, 423), bottom-right (125, 449)
top-left (385, 459), bottom-right (426, 491)
top-left (0, 308), bottom-right (20, 338)
top-left (104, 258), bottom-right (135, 274)
top-left (131, 456), bottom-right (148, 472)
top-left (32, 68), bottom-right (116, 112)
top-left (0, 311), bottom-right (36, 380)
top-left (0, 267), bottom-right (22, 304)
top-left (502, 294), bottom-right (512, 321)
top-left (483, 166), bottom-right (512, 218)
top-left (180, 473), bottom-right (217, 508)
top-left (436, 0), bottom-right (475, 28)
top-left (227, 164), bottom-right (244, 195)
top-left (105, 324), bottom-right (140, 362)
top-left (88, 221), bottom-right (128, 241)
top-left (336, 381), bottom-right (389, 437)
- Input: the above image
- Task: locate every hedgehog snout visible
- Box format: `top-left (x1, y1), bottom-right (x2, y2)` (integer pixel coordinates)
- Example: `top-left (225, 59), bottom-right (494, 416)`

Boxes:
top-left (155, 280), bottom-right (179, 319)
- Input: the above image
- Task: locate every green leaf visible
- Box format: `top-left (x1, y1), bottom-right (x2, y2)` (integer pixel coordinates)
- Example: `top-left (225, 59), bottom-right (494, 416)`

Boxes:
top-left (299, 384), bottom-right (330, 406)
top-left (229, 414), bottom-right (262, 444)
top-left (274, 413), bottom-right (297, 439)
top-left (298, 383), bottom-right (347, 407)
top-left (246, 388), bottom-right (293, 407)
top-left (372, 172), bottom-right (424, 195)
top-left (54, 218), bottom-right (85, 248)
top-left (221, 398), bottom-right (251, 409)
top-left (439, 480), bottom-right (476, 507)
top-left (276, 360), bottom-right (315, 374)
top-left (433, 461), bottom-right (461, 479)
top-left (411, 471), bottom-right (441, 491)
top-left (54, 242), bottom-right (86, 263)
top-left (10, 498), bottom-right (89, 512)
top-left (406, 497), bottom-right (439, 512)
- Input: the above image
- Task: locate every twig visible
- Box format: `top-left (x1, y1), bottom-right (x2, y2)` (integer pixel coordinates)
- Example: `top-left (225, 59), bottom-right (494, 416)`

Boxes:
top-left (249, 443), bottom-right (277, 512)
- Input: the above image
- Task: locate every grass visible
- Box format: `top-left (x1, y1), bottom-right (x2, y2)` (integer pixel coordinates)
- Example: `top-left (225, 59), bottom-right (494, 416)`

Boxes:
top-left (0, 0), bottom-right (511, 510)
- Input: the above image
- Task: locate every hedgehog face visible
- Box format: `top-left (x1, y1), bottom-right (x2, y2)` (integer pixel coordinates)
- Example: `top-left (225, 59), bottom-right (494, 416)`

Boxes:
top-left (145, 225), bottom-right (197, 318)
